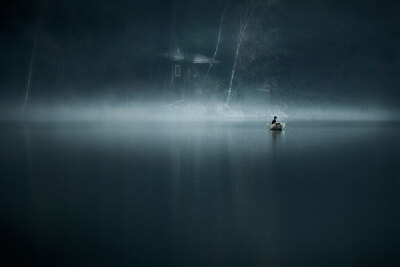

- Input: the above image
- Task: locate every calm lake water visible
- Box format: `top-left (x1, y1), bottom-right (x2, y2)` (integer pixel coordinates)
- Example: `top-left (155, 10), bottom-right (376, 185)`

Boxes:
top-left (0, 120), bottom-right (399, 266)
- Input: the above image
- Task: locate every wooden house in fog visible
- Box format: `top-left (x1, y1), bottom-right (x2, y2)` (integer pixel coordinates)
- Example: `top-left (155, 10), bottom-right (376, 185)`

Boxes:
top-left (155, 48), bottom-right (220, 98)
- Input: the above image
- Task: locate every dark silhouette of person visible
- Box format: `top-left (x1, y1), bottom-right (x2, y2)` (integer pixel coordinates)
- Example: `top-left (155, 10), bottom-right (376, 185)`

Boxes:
top-left (271, 116), bottom-right (277, 124)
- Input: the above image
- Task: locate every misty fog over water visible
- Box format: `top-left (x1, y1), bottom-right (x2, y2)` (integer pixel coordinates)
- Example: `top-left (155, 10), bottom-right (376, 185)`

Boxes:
top-left (1, 98), bottom-right (399, 122)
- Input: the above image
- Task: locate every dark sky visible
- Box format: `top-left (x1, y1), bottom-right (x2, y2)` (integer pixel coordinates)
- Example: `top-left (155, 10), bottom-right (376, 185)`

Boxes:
top-left (0, 0), bottom-right (399, 105)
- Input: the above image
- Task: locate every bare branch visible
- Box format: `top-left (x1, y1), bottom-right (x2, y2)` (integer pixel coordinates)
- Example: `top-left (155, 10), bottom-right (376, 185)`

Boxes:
top-left (226, 0), bottom-right (260, 105)
top-left (203, 3), bottom-right (228, 82)
top-left (23, 18), bottom-right (41, 111)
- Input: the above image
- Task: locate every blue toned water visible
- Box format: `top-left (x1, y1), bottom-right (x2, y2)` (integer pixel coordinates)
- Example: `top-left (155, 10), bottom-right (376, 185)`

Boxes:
top-left (0, 120), bottom-right (399, 266)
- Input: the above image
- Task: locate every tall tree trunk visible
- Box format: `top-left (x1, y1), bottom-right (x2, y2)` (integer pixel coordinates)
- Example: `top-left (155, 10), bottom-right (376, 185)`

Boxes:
top-left (203, 4), bottom-right (227, 82)
top-left (226, 0), bottom-right (258, 105)
top-left (23, 19), bottom-right (41, 111)
top-left (123, 24), bottom-right (129, 84)
top-left (226, 27), bottom-right (244, 105)
top-left (169, 0), bottom-right (176, 92)
top-left (56, 63), bottom-right (60, 101)
top-left (55, 58), bottom-right (63, 103)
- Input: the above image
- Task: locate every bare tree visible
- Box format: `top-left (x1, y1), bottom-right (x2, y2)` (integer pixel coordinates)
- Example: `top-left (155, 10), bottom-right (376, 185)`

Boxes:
top-left (226, 0), bottom-right (259, 105)
top-left (23, 18), bottom-right (41, 111)
top-left (203, 3), bottom-right (227, 83)
top-left (169, 0), bottom-right (176, 92)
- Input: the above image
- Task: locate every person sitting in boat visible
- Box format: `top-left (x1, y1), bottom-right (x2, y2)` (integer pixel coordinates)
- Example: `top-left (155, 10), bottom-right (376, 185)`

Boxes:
top-left (271, 116), bottom-right (277, 124)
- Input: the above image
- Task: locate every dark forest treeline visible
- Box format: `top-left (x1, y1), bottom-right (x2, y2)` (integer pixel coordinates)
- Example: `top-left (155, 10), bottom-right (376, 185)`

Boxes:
top-left (0, 0), bottom-right (399, 106)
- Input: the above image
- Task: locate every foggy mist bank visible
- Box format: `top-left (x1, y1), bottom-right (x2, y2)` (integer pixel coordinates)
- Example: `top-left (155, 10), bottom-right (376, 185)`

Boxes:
top-left (1, 99), bottom-right (399, 122)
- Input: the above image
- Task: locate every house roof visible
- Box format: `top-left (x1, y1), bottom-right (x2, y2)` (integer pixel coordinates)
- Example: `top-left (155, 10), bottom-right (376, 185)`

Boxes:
top-left (163, 49), bottom-right (220, 64)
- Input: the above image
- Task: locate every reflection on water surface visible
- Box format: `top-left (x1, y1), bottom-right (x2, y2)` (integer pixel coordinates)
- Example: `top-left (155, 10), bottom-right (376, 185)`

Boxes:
top-left (0, 120), bottom-right (399, 266)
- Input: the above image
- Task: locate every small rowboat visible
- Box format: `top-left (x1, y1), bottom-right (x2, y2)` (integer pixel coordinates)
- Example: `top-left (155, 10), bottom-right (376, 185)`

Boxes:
top-left (269, 123), bottom-right (285, 130)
